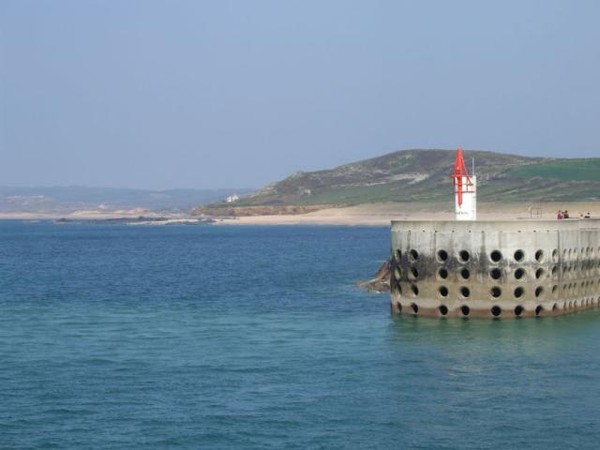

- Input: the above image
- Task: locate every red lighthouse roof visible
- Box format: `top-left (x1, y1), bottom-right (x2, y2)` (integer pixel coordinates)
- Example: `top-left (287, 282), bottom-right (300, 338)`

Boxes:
top-left (452, 147), bottom-right (473, 206)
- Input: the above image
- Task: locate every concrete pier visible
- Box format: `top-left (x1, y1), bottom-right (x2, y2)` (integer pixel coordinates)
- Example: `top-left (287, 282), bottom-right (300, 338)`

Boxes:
top-left (390, 219), bottom-right (600, 318)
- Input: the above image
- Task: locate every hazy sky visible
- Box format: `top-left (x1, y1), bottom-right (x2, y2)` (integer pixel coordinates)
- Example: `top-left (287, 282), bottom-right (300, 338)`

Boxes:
top-left (1, 1), bottom-right (599, 189)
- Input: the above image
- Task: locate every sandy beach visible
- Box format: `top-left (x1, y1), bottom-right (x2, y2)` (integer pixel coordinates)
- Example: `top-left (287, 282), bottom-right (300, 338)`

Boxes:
top-left (213, 201), bottom-right (600, 226)
top-left (0, 201), bottom-right (597, 226)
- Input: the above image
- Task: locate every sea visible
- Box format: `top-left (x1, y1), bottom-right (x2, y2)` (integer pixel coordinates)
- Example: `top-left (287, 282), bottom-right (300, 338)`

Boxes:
top-left (1, 220), bottom-right (600, 449)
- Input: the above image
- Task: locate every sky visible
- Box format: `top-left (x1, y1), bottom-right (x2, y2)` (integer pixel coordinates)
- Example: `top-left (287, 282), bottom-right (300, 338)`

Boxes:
top-left (1, 0), bottom-right (599, 190)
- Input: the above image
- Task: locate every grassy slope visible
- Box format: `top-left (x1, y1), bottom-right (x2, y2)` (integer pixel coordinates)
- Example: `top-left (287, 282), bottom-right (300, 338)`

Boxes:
top-left (506, 159), bottom-right (600, 181)
top-left (211, 149), bottom-right (600, 208)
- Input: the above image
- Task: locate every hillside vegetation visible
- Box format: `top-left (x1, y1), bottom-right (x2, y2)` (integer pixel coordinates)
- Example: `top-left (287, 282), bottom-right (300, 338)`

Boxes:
top-left (218, 149), bottom-right (600, 209)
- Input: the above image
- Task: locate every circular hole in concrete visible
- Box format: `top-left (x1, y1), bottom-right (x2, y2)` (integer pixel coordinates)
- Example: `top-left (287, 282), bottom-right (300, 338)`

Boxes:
top-left (460, 305), bottom-right (470, 316)
top-left (552, 249), bottom-right (558, 261)
top-left (459, 250), bottom-right (470, 263)
top-left (409, 249), bottom-right (419, 262)
top-left (396, 302), bottom-right (402, 313)
top-left (514, 268), bottom-right (526, 280)
top-left (551, 265), bottom-right (558, 276)
top-left (490, 250), bottom-right (503, 263)
top-left (514, 305), bottom-right (524, 316)
top-left (438, 286), bottom-right (449, 297)
top-left (460, 268), bottom-right (470, 280)
top-left (535, 250), bottom-right (544, 262)
top-left (439, 305), bottom-right (449, 316)
top-left (552, 303), bottom-right (558, 312)
top-left (410, 303), bottom-right (419, 314)
top-left (394, 267), bottom-right (402, 280)
top-left (491, 286), bottom-right (502, 298)
top-left (460, 287), bottom-right (470, 298)
top-left (514, 250), bottom-right (525, 262)
top-left (395, 249), bottom-right (402, 261)
top-left (490, 268), bottom-right (502, 280)
top-left (535, 305), bottom-right (543, 316)
top-left (437, 249), bottom-right (448, 262)
top-left (438, 268), bottom-right (448, 279)
top-left (552, 285), bottom-right (558, 294)
top-left (409, 267), bottom-right (419, 280)
top-left (535, 286), bottom-right (543, 297)
top-left (491, 305), bottom-right (502, 317)
top-left (411, 284), bottom-right (419, 296)
top-left (514, 287), bottom-right (524, 298)
top-left (535, 268), bottom-right (544, 279)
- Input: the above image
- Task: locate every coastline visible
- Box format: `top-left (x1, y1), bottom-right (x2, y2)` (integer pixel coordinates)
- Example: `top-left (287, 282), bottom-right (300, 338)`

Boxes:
top-left (213, 201), bottom-right (600, 226)
top-left (1, 201), bottom-right (597, 226)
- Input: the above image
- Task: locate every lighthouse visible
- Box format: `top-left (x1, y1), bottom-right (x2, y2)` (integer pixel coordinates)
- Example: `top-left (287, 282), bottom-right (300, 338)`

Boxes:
top-left (452, 147), bottom-right (477, 221)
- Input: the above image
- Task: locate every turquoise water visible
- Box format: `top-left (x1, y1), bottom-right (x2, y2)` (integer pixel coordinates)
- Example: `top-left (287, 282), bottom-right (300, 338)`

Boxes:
top-left (1, 222), bottom-right (599, 449)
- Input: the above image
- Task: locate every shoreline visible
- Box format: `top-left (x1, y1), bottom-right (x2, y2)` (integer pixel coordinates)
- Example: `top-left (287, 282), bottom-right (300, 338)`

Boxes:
top-left (0, 201), bottom-right (597, 226)
top-left (212, 201), bottom-right (600, 226)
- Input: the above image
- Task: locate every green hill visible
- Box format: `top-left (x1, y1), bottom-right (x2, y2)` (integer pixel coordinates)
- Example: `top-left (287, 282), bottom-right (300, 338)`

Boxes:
top-left (207, 149), bottom-right (600, 209)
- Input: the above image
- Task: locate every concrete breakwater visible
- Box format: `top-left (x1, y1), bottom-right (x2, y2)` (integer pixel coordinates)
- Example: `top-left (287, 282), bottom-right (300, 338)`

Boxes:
top-left (391, 219), bottom-right (600, 318)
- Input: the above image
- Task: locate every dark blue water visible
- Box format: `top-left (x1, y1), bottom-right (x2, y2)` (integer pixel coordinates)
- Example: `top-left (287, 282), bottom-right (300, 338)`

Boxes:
top-left (1, 222), bottom-right (599, 449)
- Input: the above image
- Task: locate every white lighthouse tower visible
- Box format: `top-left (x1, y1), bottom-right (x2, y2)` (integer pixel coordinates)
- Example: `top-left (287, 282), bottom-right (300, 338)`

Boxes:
top-left (452, 147), bottom-right (477, 221)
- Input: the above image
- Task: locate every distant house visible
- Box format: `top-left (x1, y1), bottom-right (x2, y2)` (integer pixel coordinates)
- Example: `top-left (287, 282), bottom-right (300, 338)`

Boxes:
top-left (226, 194), bottom-right (240, 203)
